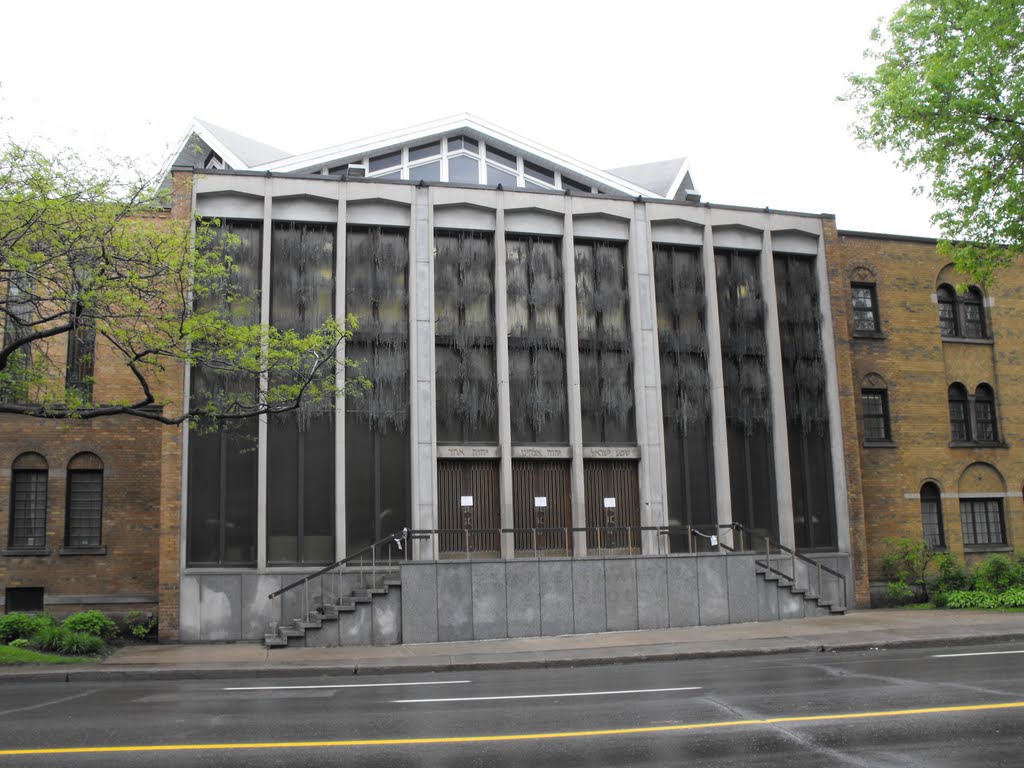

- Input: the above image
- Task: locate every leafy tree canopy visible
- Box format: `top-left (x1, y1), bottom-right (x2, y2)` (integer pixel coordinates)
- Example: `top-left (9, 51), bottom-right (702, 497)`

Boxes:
top-left (0, 134), bottom-right (365, 424)
top-left (844, 0), bottom-right (1024, 285)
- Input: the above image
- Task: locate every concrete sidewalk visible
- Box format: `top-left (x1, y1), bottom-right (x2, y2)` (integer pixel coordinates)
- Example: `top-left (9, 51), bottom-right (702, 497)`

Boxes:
top-left (3, 609), bottom-right (1023, 682)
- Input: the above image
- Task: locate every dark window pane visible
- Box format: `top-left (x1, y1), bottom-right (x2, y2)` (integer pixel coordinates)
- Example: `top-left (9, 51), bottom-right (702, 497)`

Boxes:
top-left (920, 483), bottom-right (944, 549)
top-left (861, 389), bottom-right (890, 441)
top-left (524, 160), bottom-right (555, 185)
top-left (65, 303), bottom-right (95, 401)
top-left (409, 161), bottom-right (441, 183)
top-left (937, 287), bottom-right (957, 336)
top-left (409, 141), bottom-right (441, 162)
top-left (374, 170), bottom-right (402, 181)
top-left (448, 155), bottom-right (480, 184)
top-left (486, 145), bottom-right (517, 169)
top-left (961, 499), bottom-right (1005, 545)
top-left (369, 150), bottom-right (402, 172)
top-left (975, 386), bottom-right (997, 442)
top-left (66, 470), bottom-right (102, 547)
top-left (448, 135), bottom-right (478, 153)
top-left (948, 385), bottom-right (970, 441)
top-left (851, 283), bottom-right (879, 333)
top-left (10, 470), bottom-right (47, 548)
top-left (962, 292), bottom-right (985, 338)
top-left (562, 177), bottom-right (592, 193)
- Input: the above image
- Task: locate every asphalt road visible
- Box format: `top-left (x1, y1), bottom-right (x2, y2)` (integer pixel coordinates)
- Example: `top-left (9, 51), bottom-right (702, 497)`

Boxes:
top-left (1, 641), bottom-right (1022, 767)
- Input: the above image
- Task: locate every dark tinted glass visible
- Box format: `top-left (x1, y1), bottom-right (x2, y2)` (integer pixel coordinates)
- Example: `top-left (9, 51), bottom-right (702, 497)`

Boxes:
top-left (408, 161), bottom-right (441, 183)
top-left (369, 150), bottom-right (402, 172)
top-left (409, 141), bottom-right (441, 162)
top-left (486, 146), bottom-right (517, 169)
top-left (524, 160), bottom-right (555, 184)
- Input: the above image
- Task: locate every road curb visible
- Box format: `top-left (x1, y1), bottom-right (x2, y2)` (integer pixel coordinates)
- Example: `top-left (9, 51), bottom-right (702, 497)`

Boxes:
top-left (2, 631), bottom-right (1023, 684)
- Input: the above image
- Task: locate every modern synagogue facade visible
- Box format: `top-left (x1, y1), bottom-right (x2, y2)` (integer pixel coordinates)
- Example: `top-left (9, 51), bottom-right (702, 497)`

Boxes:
top-left (2, 116), bottom-right (857, 641)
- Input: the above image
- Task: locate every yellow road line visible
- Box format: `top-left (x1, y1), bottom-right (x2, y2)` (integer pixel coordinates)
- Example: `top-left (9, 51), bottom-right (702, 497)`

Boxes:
top-left (2, 701), bottom-right (1022, 756)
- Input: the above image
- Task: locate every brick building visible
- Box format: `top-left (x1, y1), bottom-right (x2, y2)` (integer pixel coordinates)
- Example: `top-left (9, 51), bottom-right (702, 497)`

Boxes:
top-left (1, 116), bottom-right (1019, 640)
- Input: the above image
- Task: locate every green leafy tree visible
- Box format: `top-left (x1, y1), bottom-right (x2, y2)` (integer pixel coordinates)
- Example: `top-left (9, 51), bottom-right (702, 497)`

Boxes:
top-left (843, 0), bottom-right (1024, 285)
top-left (0, 134), bottom-right (366, 424)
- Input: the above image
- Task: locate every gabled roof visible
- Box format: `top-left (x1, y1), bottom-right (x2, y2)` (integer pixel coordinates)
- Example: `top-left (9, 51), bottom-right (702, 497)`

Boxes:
top-left (608, 158), bottom-right (698, 201)
top-left (170, 114), bottom-right (700, 201)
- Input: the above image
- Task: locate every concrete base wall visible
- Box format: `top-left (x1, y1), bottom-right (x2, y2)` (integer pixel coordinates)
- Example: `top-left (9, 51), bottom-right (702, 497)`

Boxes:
top-left (178, 552), bottom-right (852, 643)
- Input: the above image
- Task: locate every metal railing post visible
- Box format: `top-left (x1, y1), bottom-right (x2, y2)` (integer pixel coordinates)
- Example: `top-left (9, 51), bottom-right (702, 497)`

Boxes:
top-left (817, 561), bottom-right (823, 598)
top-left (532, 528), bottom-right (538, 558)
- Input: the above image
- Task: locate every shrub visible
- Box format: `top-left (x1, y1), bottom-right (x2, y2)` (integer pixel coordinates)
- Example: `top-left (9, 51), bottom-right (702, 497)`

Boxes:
top-left (998, 587), bottom-right (1024, 608)
top-left (972, 555), bottom-right (1024, 594)
top-left (30, 624), bottom-right (70, 653)
top-left (62, 610), bottom-right (117, 640)
top-left (8, 638), bottom-right (29, 649)
top-left (123, 611), bottom-right (156, 640)
top-left (0, 612), bottom-right (36, 644)
top-left (930, 552), bottom-right (971, 594)
top-left (882, 537), bottom-right (936, 603)
top-left (931, 590), bottom-right (949, 608)
top-left (59, 631), bottom-right (104, 656)
top-left (945, 590), bottom-right (998, 609)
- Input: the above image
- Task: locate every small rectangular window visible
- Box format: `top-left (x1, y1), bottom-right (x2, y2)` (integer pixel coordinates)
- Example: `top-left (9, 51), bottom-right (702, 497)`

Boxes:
top-left (851, 283), bottom-right (880, 334)
top-left (562, 177), bottom-right (592, 194)
top-left (960, 499), bottom-right (1005, 546)
top-left (368, 150), bottom-right (402, 172)
top-left (524, 160), bottom-right (555, 185)
top-left (408, 141), bottom-right (441, 162)
top-left (448, 135), bottom-right (478, 153)
top-left (5, 587), bottom-right (44, 613)
top-left (10, 469), bottom-right (47, 548)
top-left (975, 399), bottom-right (997, 442)
top-left (486, 145), bottom-right (517, 170)
top-left (861, 389), bottom-right (891, 442)
top-left (66, 470), bottom-right (103, 547)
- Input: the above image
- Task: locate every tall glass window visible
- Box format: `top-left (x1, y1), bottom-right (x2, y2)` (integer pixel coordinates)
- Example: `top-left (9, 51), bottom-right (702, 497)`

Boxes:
top-left (267, 223), bottom-right (336, 565)
top-left (187, 220), bottom-right (261, 566)
top-left (434, 231), bottom-right (497, 444)
top-left (920, 482), bottom-right (944, 549)
top-left (775, 253), bottom-right (836, 550)
top-left (716, 249), bottom-right (776, 541)
top-left (345, 227), bottom-right (410, 554)
top-left (575, 240), bottom-right (634, 444)
top-left (654, 244), bottom-right (715, 545)
top-left (506, 237), bottom-right (568, 444)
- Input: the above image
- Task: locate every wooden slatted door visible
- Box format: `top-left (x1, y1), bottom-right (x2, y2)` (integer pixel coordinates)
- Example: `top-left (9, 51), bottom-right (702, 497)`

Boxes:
top-left (584, 459), bottom-right (641, 553)
top-left (437, 460), bottom-right (500, 557)
top-left (512, 460), bottom-right (572, 555)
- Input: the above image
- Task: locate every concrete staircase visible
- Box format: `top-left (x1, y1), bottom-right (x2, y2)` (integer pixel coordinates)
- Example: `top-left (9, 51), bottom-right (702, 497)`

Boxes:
top-left (755, 557), bottom-right (847, 618)
top-left (265, 570), bottom-right (402, 648)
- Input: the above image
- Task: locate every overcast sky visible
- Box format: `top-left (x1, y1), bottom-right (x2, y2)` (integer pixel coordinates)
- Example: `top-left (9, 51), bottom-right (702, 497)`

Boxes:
top-left (0, 0), bottom-right (937, 237)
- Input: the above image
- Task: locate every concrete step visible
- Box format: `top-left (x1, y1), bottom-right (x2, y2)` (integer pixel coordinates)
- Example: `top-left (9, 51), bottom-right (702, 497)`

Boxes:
top-left (264, 633), bottom-right (288, 648)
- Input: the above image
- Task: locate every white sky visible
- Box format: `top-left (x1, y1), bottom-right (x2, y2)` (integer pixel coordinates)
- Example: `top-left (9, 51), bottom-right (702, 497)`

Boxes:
top-left (0, 0), bottom-right (937, 237)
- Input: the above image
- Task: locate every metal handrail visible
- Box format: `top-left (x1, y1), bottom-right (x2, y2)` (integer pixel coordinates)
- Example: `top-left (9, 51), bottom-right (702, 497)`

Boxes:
top-left (268, 528), bottom-right (407, 601)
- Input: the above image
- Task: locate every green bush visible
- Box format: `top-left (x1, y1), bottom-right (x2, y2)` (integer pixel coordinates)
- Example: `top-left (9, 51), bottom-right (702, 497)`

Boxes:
top-left (945, 590), bottom-right (999, 609)
top-left (0, 612), bottom-right (36, 643)
top-left (30, 624), bottom-right (69, 653)
top-left (998, 587), bottom-right (1024, 608)
top-left (882, 537), bottom-right (937, 603)
top-left (931, 590), bottom-right (949, 608)
top-left (931, 552), bottom-right (971, 594)
top-left (8, 638), bottom-right (29, 649)
top-left (971, 555), bottom-right (1023, 594)
top-left (59, 631), bottom-right (104, 656)
top-left (123, 611), bottom-right (156, 640)
top-left (62, 610), bottom-right (117, 640)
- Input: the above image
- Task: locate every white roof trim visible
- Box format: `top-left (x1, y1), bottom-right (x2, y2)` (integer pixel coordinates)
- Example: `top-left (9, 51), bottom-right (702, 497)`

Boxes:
top-left (159, 118), bottom-right (251, 185)
top-left (255, 113), bottom-right (665, 199)
top-left (667, 158), bottom-right (697, 200)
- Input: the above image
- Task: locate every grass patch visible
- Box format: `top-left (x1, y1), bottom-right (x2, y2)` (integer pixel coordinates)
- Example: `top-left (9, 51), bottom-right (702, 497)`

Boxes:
top-left (0, 644), bottom-right (91, 665)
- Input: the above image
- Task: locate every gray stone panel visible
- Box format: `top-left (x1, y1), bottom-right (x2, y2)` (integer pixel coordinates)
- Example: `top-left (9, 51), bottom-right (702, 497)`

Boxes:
top-left (726, 555), bottom-right (757, 624)
top-left (400, 562), bottom-right (438, 644)
top-left (666, 556), bottom-right (699, 627)
top-left (604, 558), bottom-right (639, 632)
top-left (636, 557), bottom-right (669, 630)
top-left (340, 603), bottom-right (373, 646)
top-left (506, 560), bottom-right (541, 638)
top-left (471, 562), bottom-right (508, 640)
top-left (372, 587), bottom-right (402, 646)
top-left (756, 575), bottom-right (780, 621)
top-left (572, 559), bottom-right (607, 634)
top-left (539, 559), bottom-right (574, 636)
top-left (304, 617), bottom-right (340, 647)
top-left (696, 556), bottom-right (729, 626)
top-left (779, 588), bottom-right (806, 619)
top-left (242, 574), bottom-right (282, 640)
top-left (436, 562), bottom-right (474, 642)
top-left (199, 574), bottom-right (242, 641)
top-left (179, 575), bottom-right (201, 642)
top-left (417, 381), bottom-right (432, 441)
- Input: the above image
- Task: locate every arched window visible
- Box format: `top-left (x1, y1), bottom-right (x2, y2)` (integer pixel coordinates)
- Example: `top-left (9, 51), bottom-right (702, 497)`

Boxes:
top-left (974, 384), bottom-right (998, 442)
top-left (962, 287), bottom-right (986, 338)
top-left (65, 453), bottom-right (104, 548)
top-left (920, 482), bottom-right (944, 549)
top-left (948, 383), bottom-right (970, 442)
top-left (9, 452), bottom-right (48, 549)
top-left (936, 284), bottom-right (958, 337)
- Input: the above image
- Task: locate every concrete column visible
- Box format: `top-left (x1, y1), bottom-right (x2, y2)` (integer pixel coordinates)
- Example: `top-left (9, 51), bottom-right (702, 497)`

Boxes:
top-left (494, 195), bottom-right (514, 559)
top-left (411, 186), bottom-right (437, 559)
top-left (334, 186), bottom-right (348, 560)
top-left (629, 202), bottom-right (667, 554)
top-left (702, 221), bottom-right (733, 541)
top-left (257, 182), bottom-right (272, 569)
top-left (816, 230), bottom-right (852, 553)
top-left (563, 203), bottom-right (586, 556)
top-left (760, 224), bottom-right (795, 550)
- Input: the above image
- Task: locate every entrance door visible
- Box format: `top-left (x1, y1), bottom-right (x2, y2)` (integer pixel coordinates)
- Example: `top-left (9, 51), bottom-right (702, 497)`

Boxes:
top-left (512, 460), bottom-right (571, 555)
top-left (437, 460), bottom-right (500, 557)
top-left (584, 459), bottom-right (640, 553)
